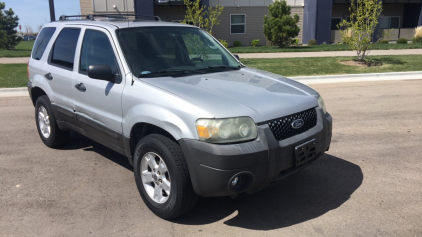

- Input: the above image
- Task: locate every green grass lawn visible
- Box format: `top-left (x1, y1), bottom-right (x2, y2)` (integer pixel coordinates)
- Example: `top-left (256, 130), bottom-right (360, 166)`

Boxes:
top-left (1, 55), bottom-right (421, 88)
top-left (229, 43), bottom-right (422, 54)
top-left (2, 41), bottom-right (422, 57)
top-left (0, 64), bottom-right (28, 88)
top-left (241, 55), bottom-right (422, 77)
top-left (0, 41), bottom-right (34, 58)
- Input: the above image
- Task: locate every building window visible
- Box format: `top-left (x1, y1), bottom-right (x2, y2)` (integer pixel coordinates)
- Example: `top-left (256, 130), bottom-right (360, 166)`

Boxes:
top-left (380, 17), bottom-right (400, 29)
top-left (331, 18), bottom-right (342, 30)
top-left (231, 14), bottom-right (246, 34)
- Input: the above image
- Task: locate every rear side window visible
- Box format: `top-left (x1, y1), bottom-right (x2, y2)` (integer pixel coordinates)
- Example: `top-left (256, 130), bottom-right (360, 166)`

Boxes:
top-left (32, 27), bottom-right (56, 60)
top-left (49, 28), bottom-right (81, 70)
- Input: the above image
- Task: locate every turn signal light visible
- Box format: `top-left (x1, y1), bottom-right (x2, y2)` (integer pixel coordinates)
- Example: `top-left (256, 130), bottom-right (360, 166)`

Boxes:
top-left (196, 125), bottom-right (210, 139)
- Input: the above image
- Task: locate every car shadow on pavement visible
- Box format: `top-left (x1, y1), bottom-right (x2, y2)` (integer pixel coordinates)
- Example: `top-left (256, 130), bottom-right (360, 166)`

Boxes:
top-left (173, 154), bottom-right (363, 230)
top-left (58, 132), bottom-right (363, 230)
top-left (59, 131), bottom-right (133, 171)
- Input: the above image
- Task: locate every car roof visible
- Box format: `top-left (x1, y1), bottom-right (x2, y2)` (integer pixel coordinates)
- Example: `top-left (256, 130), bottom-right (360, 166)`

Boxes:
top-left (43, 19), bottom-right (198, 31)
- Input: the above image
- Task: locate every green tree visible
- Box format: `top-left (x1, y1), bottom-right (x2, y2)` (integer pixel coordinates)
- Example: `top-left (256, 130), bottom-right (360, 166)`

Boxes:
top-left (338, 0), bottom-right (390, 61)
top-left (263, 0), bottom-right (300, 48)
top-left (182, 0), bottom-right (224, 35)
top-left (0, 2), bottom-right (21, 50)
top-left (182, 0), bottom-right (224, 60)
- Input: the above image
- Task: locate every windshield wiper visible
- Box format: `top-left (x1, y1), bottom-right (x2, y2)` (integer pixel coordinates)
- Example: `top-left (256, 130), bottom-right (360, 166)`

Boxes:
top-left (204, 65), bottom-right (241, 71)
top-left (139, 69), bottom-right (206, 78)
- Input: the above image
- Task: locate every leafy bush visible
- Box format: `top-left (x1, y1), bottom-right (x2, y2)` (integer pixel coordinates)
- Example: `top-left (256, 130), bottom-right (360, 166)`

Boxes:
top-left (233, 40), bottom-right (242, 47)
top-left (413, 26), bottom-right (422, 40)
top-left (251, 39), bottom-right (260, 47)
top-left (219, 39), bottom-right (229, 48)
top-left (413, 36), bottom-right (422, 43)
top-left (307, 39), bottom-right (317, 45)
top-left (378, 40), bottom-right (389, 44)
top-left (412, 27), bottom-right (422, 43)
top-left (263, 0), bottom-right (300, 47)
top-left (396, 38), bottom-right (408, 44)
top-left (291, 38), bottom-right (299, 46)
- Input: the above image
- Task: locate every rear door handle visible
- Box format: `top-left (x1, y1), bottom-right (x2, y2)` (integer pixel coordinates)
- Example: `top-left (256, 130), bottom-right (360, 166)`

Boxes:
top-left (44, 73), bottom-right (53, 80)
top-left (75, 83), bottom-right (86, 92)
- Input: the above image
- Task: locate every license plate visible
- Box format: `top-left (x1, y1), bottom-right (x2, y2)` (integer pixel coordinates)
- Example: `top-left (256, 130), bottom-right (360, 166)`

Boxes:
top-left (294, 139), bottom-right (317, 166)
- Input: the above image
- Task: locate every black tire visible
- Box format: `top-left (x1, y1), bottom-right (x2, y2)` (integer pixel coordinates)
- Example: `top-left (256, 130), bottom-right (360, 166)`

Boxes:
top-left (133, 134), bottom-right (198, 219)
top-left (35, 95), bottom-right (69, 148)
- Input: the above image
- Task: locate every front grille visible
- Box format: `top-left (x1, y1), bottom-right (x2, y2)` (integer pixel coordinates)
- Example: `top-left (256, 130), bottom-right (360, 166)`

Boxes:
top-left (264, 108), bottom-right (317, 141)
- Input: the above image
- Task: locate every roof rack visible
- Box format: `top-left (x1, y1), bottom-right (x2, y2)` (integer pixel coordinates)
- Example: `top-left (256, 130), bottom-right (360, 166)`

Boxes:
top-left (58, 14), bottom-right (161, 22)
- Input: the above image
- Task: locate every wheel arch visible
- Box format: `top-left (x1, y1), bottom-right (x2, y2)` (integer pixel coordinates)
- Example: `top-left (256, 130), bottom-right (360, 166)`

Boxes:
top-left (128, 122), bottom-right (178, 161)
top-left (30, 87), bottom-right (47, 106)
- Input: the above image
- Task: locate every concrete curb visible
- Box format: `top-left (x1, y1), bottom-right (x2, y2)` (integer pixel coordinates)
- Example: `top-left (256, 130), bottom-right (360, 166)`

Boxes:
top-left (1, 71), bottom-right (421, 97)
top-left (291, 71), bottom-right (422, 85)
top-left (0, 87), bottom-right (28, 97)
top-left (0, 57), bottom-right (30, 64)
top-left (237, 49), bottom-right (422, 59)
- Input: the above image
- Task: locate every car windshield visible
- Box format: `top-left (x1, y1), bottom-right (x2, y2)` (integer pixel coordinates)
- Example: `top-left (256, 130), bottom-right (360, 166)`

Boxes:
top-left (116, 26), bottom-right (241, 78)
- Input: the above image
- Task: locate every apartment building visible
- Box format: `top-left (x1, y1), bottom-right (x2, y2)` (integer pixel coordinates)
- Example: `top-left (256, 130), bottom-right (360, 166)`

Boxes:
top-left (80, 0), bottom-right (422, 46)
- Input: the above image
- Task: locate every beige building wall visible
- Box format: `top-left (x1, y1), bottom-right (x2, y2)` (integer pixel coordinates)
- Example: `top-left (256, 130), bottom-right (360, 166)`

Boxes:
top-left (80, 0), bottom-right (93, 15)
top-left (209, 0), bottom-right (305, 46)
top-left (80, 0), bottom-right (304, 45)
top-left (212, 6), bottom-right (303, 46)
top-left (80, 0), bottom-right (134, 15)
top-left (399, 28), bottom-right (415, 40)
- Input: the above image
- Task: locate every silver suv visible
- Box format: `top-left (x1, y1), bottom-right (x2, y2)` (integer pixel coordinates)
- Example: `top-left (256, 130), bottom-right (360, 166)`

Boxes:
top-left (27, 15), bottom-right (332, 219)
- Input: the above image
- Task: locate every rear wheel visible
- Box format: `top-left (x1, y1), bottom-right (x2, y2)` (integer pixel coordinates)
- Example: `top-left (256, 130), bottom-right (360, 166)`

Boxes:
top-left (133, 134), bottom-right (198, 219)
top-left (35, 96), bottom-right (69, 148)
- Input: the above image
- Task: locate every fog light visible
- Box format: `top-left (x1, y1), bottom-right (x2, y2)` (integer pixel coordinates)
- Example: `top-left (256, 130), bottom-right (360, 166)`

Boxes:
top-left (231, 176), bottom-right (239, 186)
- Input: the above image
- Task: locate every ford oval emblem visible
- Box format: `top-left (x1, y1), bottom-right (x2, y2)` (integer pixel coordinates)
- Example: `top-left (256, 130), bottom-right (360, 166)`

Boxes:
top-left (291, 119), bottom-right (304, 129)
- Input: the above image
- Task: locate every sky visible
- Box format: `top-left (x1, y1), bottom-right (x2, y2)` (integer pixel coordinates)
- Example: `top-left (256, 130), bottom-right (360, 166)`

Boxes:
top-left (3, 0), bottom-right (81, 33)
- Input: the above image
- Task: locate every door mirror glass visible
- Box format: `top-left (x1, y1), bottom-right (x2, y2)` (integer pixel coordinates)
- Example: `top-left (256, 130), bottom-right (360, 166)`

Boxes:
top-left (87, 65), bottom-right (115, 82)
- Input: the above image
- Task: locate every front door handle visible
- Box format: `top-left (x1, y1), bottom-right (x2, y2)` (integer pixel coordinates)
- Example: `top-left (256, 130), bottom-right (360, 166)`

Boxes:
top-left (75, 83), bottom-right (86, 92)
top-left (44, 73), bottom-right (53, 80)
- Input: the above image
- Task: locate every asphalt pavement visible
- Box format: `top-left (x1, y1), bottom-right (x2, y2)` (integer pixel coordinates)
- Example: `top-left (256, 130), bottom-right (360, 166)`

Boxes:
top-left (0, 80), bottom-right (421, 236)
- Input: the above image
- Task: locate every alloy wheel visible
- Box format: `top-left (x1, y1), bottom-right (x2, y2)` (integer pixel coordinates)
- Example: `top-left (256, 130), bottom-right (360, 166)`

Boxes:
top-left (140, 152), bottom-right (171, 204)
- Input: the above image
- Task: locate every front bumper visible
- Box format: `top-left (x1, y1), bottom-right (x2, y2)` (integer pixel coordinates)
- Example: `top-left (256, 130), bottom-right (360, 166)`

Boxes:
top-left (179, 108), bottom-right (332, 197)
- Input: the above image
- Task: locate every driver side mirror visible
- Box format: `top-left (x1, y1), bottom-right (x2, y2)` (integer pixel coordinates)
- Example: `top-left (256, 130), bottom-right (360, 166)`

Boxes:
top-left (87, 65), bottom-right (115, 83)
top-left (234, 55), bottom-right (240, 60)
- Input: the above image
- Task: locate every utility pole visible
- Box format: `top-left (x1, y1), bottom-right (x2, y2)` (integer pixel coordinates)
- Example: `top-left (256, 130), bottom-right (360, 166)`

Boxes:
top-left (49, 0), bottom-right (56, 21)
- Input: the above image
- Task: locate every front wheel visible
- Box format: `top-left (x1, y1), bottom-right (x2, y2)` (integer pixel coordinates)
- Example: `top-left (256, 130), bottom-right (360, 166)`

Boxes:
top-left (133, 134), bottom-right (198, 219)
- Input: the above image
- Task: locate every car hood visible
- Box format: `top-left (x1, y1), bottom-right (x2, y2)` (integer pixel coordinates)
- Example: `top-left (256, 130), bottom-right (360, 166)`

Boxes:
top-left (139, 67), bottom-right (319, 123)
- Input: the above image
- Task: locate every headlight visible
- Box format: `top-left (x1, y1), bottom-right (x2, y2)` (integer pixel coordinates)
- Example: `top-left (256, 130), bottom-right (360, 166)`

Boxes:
top-left (318, 95), bottom-right (327, 114)
top-left (196, 117), bottom-right (258, 144)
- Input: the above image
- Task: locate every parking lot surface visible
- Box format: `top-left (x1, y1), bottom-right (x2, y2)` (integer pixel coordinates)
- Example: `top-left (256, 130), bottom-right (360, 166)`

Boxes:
top-left (0, 80), bottom-right (421, 236)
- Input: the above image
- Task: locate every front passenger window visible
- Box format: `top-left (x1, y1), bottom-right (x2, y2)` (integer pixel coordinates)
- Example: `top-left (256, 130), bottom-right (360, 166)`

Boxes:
top-left (79, 30), bottom-right (119, 77)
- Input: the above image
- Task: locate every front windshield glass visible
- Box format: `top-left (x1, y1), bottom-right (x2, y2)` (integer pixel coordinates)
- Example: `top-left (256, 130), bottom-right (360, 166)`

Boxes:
top-left (116, 26), bottom-right (241, 78)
